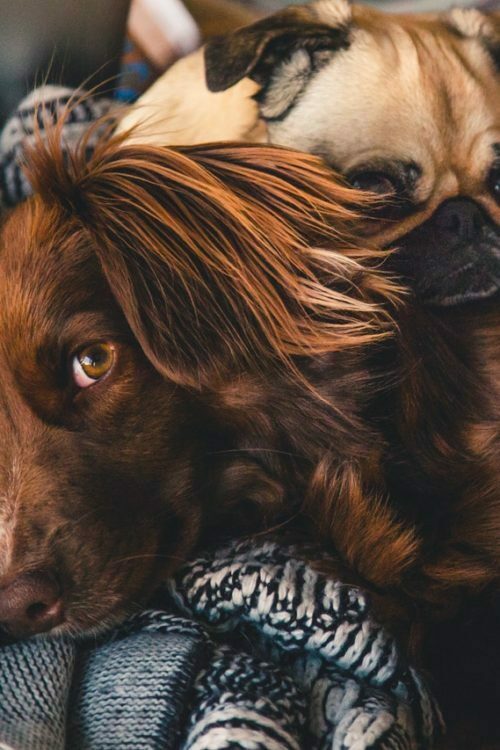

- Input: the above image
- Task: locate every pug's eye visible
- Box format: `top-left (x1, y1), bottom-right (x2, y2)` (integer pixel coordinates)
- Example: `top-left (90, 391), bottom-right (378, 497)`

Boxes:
top-left (488, 168), bottom-right (500, 203)
top-left (350, 171), bottom-right (398, 196)
top-left (72, 343), bottom-right (116, 388)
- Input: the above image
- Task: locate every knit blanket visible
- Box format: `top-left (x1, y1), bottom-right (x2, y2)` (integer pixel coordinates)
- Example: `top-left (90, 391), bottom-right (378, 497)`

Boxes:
top-left (0, 89), bottom-right (443, 750)
top-left (0, 540), bottom-right (443, 750)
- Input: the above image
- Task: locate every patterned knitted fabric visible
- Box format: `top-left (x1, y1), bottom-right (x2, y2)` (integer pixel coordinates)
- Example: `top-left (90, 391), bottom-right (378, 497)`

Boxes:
top-left (0, 90), bottom-right (444, 749)
top-left (0, 86), bottom-right (115, 210)
top-left (170, 541), bottom-right (443, 750)
top-left (0, 541), bottom-right (444, 750)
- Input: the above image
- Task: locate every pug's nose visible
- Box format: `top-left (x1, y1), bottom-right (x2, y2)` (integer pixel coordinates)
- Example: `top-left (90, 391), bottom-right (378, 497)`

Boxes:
top-left (0, 571), bottom-right (63, 637)
top-left (434, 198), bottom-right (485, 245)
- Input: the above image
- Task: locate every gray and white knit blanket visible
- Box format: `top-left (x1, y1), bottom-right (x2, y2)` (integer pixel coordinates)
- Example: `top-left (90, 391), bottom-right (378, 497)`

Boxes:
top-left (0, 89), bottom-right (444, 750)
top-left (0, 540), bottom-right (443, 750)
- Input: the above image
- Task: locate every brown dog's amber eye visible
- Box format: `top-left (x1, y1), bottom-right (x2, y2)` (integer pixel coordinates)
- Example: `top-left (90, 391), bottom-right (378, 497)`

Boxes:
top-left (72, 343), bottom-right (115, 388)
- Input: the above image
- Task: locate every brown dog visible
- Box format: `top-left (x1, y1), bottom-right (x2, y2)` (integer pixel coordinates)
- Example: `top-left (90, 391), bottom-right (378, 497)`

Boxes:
top-left (0, 132), bottom-right (401, 640)
top-left (119, 2), bottom-right (500, 307)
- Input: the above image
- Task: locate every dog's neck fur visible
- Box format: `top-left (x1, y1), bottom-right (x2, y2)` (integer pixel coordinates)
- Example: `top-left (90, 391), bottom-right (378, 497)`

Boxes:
top-left (196, 298), bottom-right (500, 623)
top-left (192, 347), bottom-right (414, 594)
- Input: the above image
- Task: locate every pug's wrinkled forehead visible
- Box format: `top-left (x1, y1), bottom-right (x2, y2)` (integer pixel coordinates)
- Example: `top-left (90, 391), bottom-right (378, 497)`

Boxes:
top-left (206, 2), bottom-right (500, 237)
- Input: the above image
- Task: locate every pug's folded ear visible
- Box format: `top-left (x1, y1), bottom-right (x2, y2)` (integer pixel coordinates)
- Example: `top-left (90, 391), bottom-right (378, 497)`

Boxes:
top-left (446, 8), bottom-right (500, 70)
top-left (486, 11), bottom-right (500, 69)
top-left (204, 1), bottom-right (352, 119)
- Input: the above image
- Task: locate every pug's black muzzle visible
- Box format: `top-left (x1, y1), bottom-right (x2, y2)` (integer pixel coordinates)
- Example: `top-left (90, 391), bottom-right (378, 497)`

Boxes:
top-left (392, 198), bottom-right (500, 306)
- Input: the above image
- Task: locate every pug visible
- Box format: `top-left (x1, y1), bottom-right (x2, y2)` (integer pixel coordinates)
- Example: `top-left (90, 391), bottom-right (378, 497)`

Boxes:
top-left (119, 0), bottom-right (500, 306)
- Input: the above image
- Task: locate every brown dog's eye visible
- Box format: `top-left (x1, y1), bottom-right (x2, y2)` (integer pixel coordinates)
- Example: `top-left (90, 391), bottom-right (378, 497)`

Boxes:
top-left (72, 343), bottom-right (116, 388)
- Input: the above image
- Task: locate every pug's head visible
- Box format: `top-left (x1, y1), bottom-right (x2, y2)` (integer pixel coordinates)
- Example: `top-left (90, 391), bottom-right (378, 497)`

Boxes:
top-left (205, 1), bottom-right (500, 305)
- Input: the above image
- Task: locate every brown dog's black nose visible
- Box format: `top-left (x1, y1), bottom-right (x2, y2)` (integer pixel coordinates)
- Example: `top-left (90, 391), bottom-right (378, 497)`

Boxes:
top-left (434, 198), bottom-right (485, 245)
top-left (0, 571), bottom-right (63, 637)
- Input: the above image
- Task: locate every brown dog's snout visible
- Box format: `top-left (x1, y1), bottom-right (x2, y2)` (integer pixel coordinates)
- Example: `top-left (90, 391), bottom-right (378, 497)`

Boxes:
top-left (0, 571), bottom-right (64, 637)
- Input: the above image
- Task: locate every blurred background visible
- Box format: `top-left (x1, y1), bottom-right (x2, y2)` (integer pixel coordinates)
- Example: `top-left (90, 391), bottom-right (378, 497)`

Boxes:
top-left (246, 0), bottom-right (496, 9)
top-left (0, 0), bottom-right (495, 124)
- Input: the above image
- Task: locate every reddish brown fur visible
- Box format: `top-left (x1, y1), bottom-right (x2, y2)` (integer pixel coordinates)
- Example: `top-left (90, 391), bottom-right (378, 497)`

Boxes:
top-left (381, 301), bottom-right (500, 739)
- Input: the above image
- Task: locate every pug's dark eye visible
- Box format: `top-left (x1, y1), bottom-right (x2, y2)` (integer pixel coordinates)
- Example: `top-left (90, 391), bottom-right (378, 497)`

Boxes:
top-left (488, 168), bottom-right (500, 203)
top-left (350, 171), bottom-right (398, 196)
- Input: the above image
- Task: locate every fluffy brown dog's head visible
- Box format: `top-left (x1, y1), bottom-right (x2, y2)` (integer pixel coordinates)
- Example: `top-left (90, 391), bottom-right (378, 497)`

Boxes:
top-left (205, 2), bottom-right (500, 305)
top-left (0, 132), bottom-right (394, 639)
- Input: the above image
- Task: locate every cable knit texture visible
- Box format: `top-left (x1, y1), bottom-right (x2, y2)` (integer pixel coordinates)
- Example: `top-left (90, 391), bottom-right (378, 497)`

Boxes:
top-left (0, 539), bottom-right (443, 750)
top-left (0, 90), bottom-right (443, 749)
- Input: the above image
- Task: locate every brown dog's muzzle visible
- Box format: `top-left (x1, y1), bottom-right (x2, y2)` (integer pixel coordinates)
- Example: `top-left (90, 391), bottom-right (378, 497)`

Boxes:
top-left (0, 571), bottom-right (63, 638)
top-left (392, 198), bottom-right (500, 306)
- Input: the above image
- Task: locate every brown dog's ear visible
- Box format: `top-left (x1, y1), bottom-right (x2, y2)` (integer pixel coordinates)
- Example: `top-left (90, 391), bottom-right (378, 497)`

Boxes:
top-left (26, 134), bottom-right (397, 390)
top-left (204, 1), bottom-right (351, 101)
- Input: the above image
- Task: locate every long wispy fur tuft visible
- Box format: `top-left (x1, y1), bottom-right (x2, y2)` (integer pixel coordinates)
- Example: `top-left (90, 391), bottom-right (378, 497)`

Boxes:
top-left (25, 115), bottom-right (400, 388)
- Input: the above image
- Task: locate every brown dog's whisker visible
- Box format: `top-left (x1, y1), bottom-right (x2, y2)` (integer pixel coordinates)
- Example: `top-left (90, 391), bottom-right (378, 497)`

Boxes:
top-left (207, 448), bottom-right (305, 459)
top-left (110, 553), bottom-right (191, 568)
